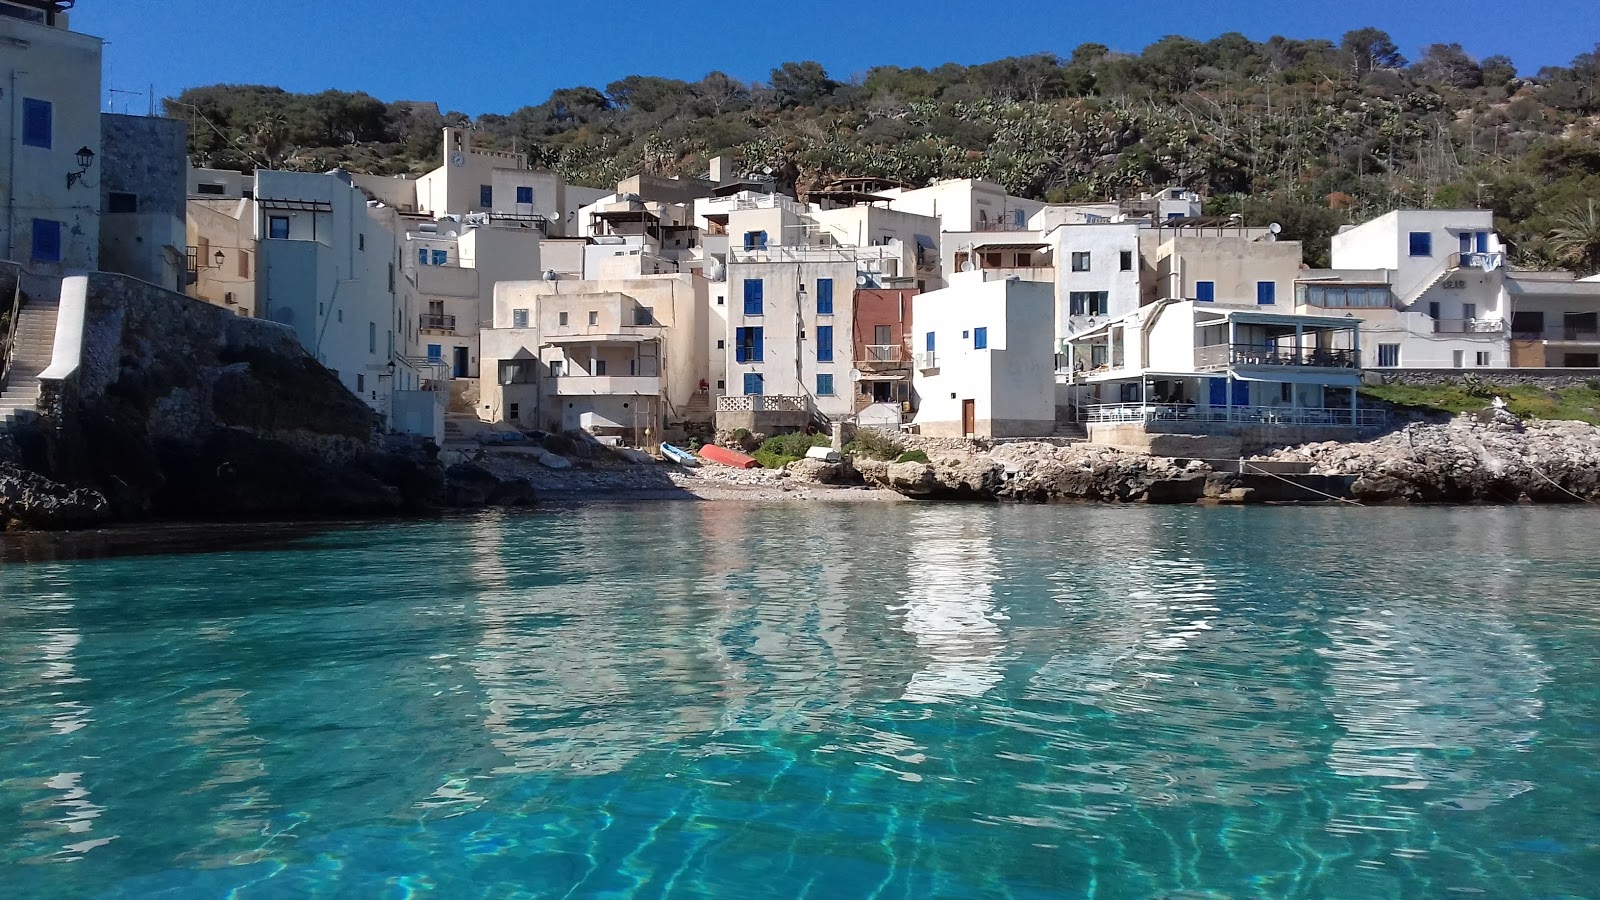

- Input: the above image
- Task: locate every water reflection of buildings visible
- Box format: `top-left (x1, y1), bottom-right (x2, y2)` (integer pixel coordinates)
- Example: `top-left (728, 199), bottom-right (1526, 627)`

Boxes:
top-left (897, 507), bottom-right (1005, 704)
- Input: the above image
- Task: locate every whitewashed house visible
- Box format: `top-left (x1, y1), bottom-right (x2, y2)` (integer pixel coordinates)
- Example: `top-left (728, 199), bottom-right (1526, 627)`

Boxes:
top-left (911, 274), bottom-right (1057, 439)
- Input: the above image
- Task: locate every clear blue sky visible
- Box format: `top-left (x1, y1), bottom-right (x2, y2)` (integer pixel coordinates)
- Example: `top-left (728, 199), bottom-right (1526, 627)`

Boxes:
top-left (77, 0), bottom-right (1599, 116)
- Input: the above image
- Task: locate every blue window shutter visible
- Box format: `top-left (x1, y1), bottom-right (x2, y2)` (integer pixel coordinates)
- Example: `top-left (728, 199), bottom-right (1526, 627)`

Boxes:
top-left (753, 327), bottom-right (764, 361)
top-left (418, 248), bottom-right (428, 266)
top-left (744, 279), bottom-right (763, 316)
top-left (31, 219), bottom-right (62, 262)
top-left (516, 186), bottom-right (534, 204)
top-left (1256, 281), bottom-right (1275, 305)
top-left (1409, 231), bottom-right (1432, 257)
top-left (1196, 281), bottom-right (1215, 302)
top-left (1459, 232), bottom-right (1473, 254)
top-left (433, 249), bottom-right (448, 266)
top-left (21, 99), bottom-right (51, 148)
top-left (817, 278), bottom-right (833, 314)
top-left (974, 327), bottom-right (988, 349)
top-left (816, 325), bottom-right (833, 361)
top-left (743, 373), bottom-right (763, 395)
top-left (817, 374), bottom-right (834, 396)
top-left (427, 344), bottom-right (442, 360)
top-left (758, 231), bottom-right (768, 250)
top-left (480, 185), bottom-right (493, 207)
top-left (925, 331), bottom-right (935, 352)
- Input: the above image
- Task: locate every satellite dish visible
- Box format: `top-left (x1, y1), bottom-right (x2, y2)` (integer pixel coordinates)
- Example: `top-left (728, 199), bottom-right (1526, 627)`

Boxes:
top-left (543, 269), bottom-right (559, 282)
top-left (849, 368), bottom-right (862, 382)
top-left (857, 275), bottom-right (870, 286)
top-left (1268, 222), bottom-right (1283, 234)
top-left (762, 166), bottom-right (774, 176)
top-left (961, 261), bottom-right (976, 273)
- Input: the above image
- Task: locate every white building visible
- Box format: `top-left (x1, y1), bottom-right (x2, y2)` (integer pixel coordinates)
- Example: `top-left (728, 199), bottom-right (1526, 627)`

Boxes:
top-left (480, 273), bottom-right (709, 443)
top-left (721, 197), bottom-right (906, 424)
top-left (1314, 209), bottom-right (1600, 369)
top-left (879, 178), bottom-right (1045, 234)
top-left (1066, 299), bottom-right (1378, 438)
top-left (0, 0), bottom-right (102, 276)
top-left (912, 274), bottom-right (1057, 439)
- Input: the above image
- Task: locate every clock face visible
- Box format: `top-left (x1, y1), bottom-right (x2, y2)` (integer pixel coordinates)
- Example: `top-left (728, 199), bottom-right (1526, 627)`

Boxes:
top-left (450, 153), bottom-right (466, 168)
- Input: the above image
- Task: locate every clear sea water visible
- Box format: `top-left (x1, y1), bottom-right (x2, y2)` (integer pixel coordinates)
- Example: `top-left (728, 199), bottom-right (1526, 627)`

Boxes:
top-left (2, 504), bottom-right (1598, 899)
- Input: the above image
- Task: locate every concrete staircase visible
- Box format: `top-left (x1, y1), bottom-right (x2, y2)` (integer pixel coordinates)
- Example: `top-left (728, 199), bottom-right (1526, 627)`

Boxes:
top-left (679, 391), bottom-right (713, 424)
top-left (0, 300), bottom-right (60, 428)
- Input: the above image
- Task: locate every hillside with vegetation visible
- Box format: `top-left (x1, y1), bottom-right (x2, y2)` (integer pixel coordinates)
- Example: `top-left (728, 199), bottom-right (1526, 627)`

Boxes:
top-left (167, 29), bottom-right (1600, 269)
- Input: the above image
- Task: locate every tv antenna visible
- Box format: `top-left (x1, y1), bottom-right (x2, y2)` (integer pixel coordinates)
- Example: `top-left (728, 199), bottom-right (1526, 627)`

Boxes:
top-left (108, 87), bottom-right (144, 115)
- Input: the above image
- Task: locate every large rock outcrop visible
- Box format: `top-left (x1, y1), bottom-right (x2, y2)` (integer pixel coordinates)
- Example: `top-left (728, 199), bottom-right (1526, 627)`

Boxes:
top-left (859, 441), bottom-right (1212, 503)
top-left (1261, 415), bottom-right (1600, 504)
top-left (1, 273), bottom-right (455, 528)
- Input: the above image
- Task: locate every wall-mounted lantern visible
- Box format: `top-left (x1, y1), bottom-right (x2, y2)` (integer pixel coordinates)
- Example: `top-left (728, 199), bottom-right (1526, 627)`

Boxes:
top-left (65, 146), bottom-right (95, 189)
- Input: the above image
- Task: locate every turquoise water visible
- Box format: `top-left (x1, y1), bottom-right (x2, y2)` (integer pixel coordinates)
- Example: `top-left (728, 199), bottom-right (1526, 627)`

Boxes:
top-left (2, 505), bottom-right (1599, 898)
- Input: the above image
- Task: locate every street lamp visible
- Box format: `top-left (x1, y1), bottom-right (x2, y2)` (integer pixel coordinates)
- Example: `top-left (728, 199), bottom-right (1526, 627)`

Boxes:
top-left (65, 146), bottom-right (95, 189)
top-left (213, 250), bottom-right (225, 267)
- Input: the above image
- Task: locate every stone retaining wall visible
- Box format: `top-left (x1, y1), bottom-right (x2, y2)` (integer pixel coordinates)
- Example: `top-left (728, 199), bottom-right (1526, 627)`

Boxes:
top-left (1371, 368), bottom-right (1600, 389)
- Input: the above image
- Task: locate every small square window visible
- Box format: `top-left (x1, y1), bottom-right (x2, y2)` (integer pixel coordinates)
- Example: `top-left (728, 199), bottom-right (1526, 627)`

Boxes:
top-left (559, 312), bottom-right (569, 326)
top-left (1196, 281), bottom-right (1215, 302)
top-left (973, 327), bottom-right (988, 349)
top-left (1476, 351), bottom-right (1491, 366)
top-left (480, 185), bottom-right (493, 208)
top-left (512, 309), bottom-right (529, 328)
top-left (717, 339), bottom-right (725, 349)
top-left (516, 186), bottom-right (534, 205)
top-left (1120, 250), bottom-right (1133, 271)
top-left (432, 249), bottom-right (448, 266)
top-left (1071, 251), bottom-right (1091, 272)
top-left (588, 311), bottom-right (599, 326)
top-left (1409, 231), bottom-right (1433, 257)
top-left (268, 216), bottom-right (290, 240)
top-left (817, 373), bottom-right (835, 396)
top-left (716, 379), bottom-right (726, 391)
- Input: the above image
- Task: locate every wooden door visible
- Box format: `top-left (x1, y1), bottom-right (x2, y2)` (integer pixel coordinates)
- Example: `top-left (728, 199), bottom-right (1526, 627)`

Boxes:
top-left (962, 399), bottom-right (976, 436)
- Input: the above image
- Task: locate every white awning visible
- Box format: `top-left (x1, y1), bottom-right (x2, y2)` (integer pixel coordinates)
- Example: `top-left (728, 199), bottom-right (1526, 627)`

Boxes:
top-left (1230, 369), bottom-right (1362, 386)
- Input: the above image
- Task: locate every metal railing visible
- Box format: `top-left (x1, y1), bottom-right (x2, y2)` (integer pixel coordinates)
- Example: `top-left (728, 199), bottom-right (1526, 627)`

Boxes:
top-left (420, 313), bottom-right (457, 331)
top-left (1433, 318), bottom-right (1503, 334)
top-left (1449, 251), bottom-right (1504, 271)
top-left (915, 351), bottom-right (937, 370)
top-left (1196, 343), bottom-right (1360, 370)
top-left (1511, 325), bottom-right (1600, 342)
top-left (1083, 403), bottom-right (1386, 428)
top-left (861, 344), bottom-right (903, 363)
top-left (0, 275), bottom-right (22, 394)
top-left (974, 219), bottom-right (1032, 232)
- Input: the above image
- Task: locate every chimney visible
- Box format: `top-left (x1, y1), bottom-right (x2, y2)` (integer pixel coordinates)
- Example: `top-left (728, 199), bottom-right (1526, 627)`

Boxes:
top-left (708, 155), bottom-right (730, 186)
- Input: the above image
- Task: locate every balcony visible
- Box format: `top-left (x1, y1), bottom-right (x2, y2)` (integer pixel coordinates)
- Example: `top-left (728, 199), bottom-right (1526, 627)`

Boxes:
top-left (420, 313), bottom-right (457, 332)
top-left (915, 351), bottom-right (937, 371)
top-left (1196, 343), bottom-right (1360, 371)
top-left (1449, 251), bottom-right (1504, 271)
top-left (550, 375), bottom-right (661, 396)
top-left (1433, 318), bottom-right (1503, 335)
top-left (860, 344), bottom-right (904, 365)
top-left (1510, 325), bottom-right (1600, 342)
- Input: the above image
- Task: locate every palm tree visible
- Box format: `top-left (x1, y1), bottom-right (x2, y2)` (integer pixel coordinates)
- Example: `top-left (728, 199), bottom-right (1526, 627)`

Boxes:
top-left (1549, 198), bottom-right (1600, 276)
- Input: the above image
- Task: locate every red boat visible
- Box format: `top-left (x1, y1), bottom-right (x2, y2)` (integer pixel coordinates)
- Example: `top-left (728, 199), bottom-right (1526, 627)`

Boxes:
top-left (698, 445), bottom-right (760, 469)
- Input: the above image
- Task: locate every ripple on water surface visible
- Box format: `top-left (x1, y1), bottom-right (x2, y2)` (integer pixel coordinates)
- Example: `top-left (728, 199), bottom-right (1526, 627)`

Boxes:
top-left (1, 505), bottom-right (1598, 898)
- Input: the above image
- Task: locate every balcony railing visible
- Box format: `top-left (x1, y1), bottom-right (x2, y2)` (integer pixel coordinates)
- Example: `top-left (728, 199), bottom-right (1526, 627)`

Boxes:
top-left (716, 395), bottom-right (811, 413)
top-left (1449, 251), bottom-right (1504, 271)
top-left (1196, 343), bottom-right (1360, 370)
top-left (861, 344), bottom-right (903, 364)
top-left (1083, 403), bottom-right (1386, 428)
top-left (420, 313), bottom-right (457, 331)
top-left (974, 219), bottom-right (1031, 232)
top-left (915, 351), bottom-right (937, 370)
top-left (1511, 326), bottom-right (1600, 342)
top-left (1433, 318), bottom-right (1503, 335)
top-left (550, 375), bottom-right (661, 396)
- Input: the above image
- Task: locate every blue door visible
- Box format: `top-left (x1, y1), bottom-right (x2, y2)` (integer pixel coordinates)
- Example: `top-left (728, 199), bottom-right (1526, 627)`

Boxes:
top-left (1232, 379), bottom-right (1251, 407)
top-left (1209, 377), bottom-right (1226, 406)
top-left (1476, 231), bottom-right (1489, 253)
top-left (1460, 232), bottom-right (1473, 254)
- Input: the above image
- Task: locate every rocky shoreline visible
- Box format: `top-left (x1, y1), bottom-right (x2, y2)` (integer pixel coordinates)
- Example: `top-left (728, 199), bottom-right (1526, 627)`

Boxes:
top-left (7, 411), bottom-right (1600, 530)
